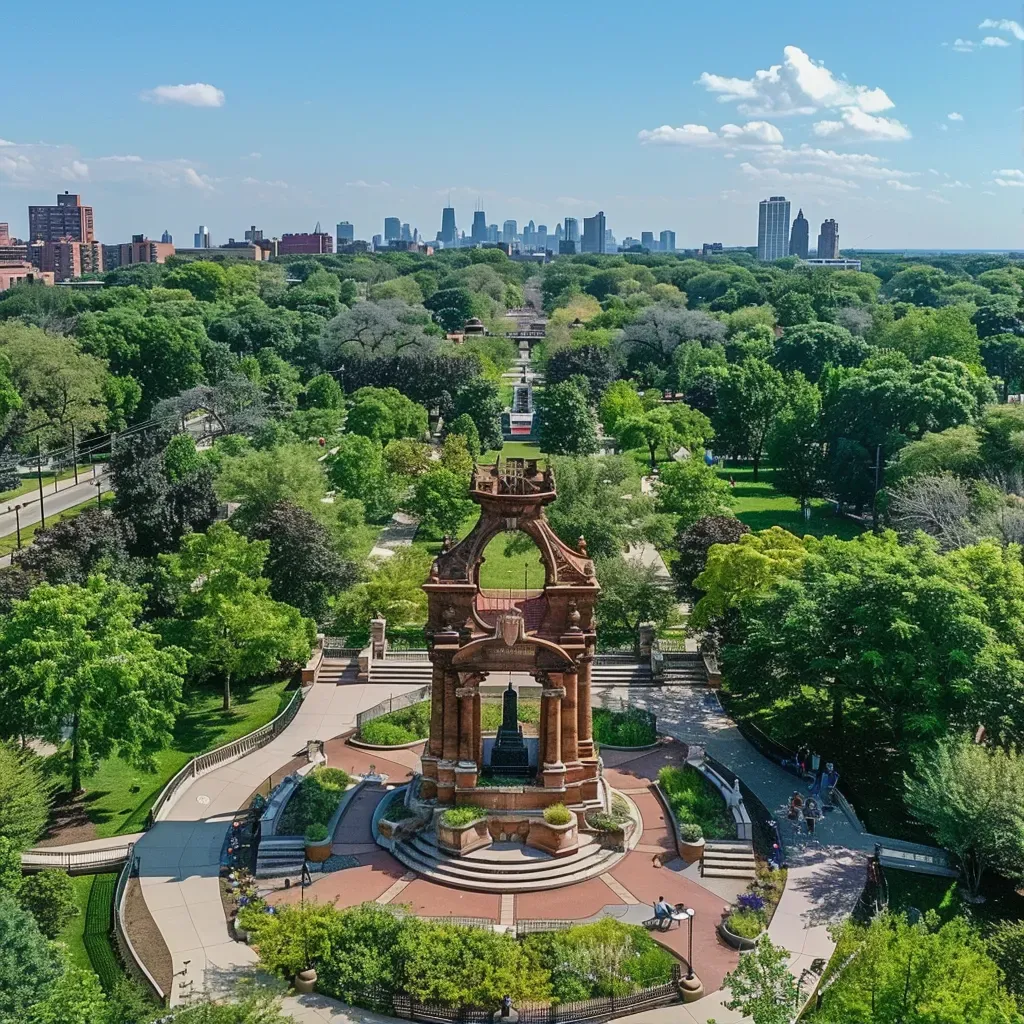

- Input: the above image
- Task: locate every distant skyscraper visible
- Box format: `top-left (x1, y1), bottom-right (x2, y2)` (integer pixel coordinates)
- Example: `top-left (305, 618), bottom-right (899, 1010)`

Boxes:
top-left (160, 229), bottom-right (173, 244)
top-left (817, 218), bottom-right (840, 259)
top-left (524, 220), bottom-right (535, 247)
top-left (660, 230), bottom-right (676, 253)
top-left (641, 231), bottom-right (655, 251)
top-left (194, 224), bottom-right (210, 248)
top-left (372, 233), bottom-right (382, 250)
top-left (605, 228), bottom-right (616, 250)
top-left (502, 220), bottom-right (518, 244)
top-left (245, 225), bottom-right (264, 243)
top-left (336, 221), bottom-right (354, 245)
top-left (400, 222), bottom-right (412, 242)
top-left (536, 224), bottom-right (548, 250)
top-left (563, 217), bottom-right (579, 244)
top-left (471, 210), bottom-right (487, 245)
top-left (757, 196), bottom-right (790, 261)
top-left (789, 209), bottom-right (809, 258)
top-left (440, 206), bottom-right (457, 245)
top-left (487, 224), bottom-right (498, 243)
top-left (384, 217), bottom-right (401, 242)
top-left (582, 211), bottom-right (606, 254)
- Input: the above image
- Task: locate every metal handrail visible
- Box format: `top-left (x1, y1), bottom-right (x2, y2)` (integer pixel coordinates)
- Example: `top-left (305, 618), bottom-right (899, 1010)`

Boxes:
top-left (113, 851), bottom-right (167, 1005)
top-left (147, 684), bottom-right (308, 826)
top-left (21, 843), bottom-right (134, 874)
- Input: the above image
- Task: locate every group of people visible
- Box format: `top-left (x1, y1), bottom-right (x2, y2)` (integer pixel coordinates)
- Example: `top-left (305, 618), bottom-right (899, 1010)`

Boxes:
top-left (783, 748), bottom-right (841, 834)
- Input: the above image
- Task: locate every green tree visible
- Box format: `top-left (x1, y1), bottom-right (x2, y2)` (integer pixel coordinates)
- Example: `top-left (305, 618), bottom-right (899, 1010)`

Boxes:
top-left (164, 261), bottom-right (229, 302)
top-left (721, 935), bottom-right (798, 1024)
top-left (655, 459), bottom-right (734, 530)
top-left (905, 735), bottom-right (1024, 897)
top-left (599, 379), bottom-right (645, 434)
top-left (157, 523), bottom-right (315, 708)
top-left (773, 322), bottom-right (867, 380)
top-left (773, 290), bottom-right (817, 328)
top-left (327, 434), bottom-right (399, 523)
top-left (713, 358), bottom-right (788, 479)
top-left (981, 333), bottom-right (1024, 399)
top-left (879, 304), bottom-right (982, 366)
top-left (24, 965), bottom-right (110, 1024)
top-left (438, 433), bottom-right (476, 478)
top-left (304, 373), bottom-right (343, 410)
top-left (0, 577), bottom-right (187, 793)
top-left (17, 870), bottom-right (78, 939)
top-left (0, 744), bottom-right (52, 849)
top-left (347, 386), bottom-right (427, 443)
top-left (424, 287), bottom-right (476, 332)
top-left (594, 557), bottom-right (677, 648)
top-left (766, 375), bottom-right (825, 511)
top-left (537, 380), bottom-right (599, 455)
top-left (0, 891), bottom-right (64, 1021)
top-left (452, 377), bottom-right (504, 453)
top-left (447, 413), bottom-right (481, 459)
top-left (987, 919), bottom-right (1024, 1001)
top-left (888, 425), bottom-right (983, 482)
top-left (406, 468), bottom-right (475, 538)
top-left (671, 515), bottom-right (750, 602)
top-left (331, 548), bottom-right (431, 632)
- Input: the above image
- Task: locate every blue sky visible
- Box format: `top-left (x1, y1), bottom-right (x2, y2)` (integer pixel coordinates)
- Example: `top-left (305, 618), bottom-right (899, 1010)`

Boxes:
top-left (2, 0), bottom-right (1021, 249)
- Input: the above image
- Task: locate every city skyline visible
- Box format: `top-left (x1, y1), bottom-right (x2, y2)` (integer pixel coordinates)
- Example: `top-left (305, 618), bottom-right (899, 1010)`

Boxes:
top-left (1, 0), bottom-right (1021, 248)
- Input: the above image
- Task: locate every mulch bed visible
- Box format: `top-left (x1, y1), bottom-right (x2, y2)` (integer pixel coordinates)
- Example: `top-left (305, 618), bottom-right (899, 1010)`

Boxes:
top-left (124, 876), bottom-right (173, 998)
top-left (35, 791), bottom-right (99, 847)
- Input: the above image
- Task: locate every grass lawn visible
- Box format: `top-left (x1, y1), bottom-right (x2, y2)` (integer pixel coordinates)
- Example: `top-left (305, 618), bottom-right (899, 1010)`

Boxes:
top-left (0, 490), bottom-right (113, 558)
top-left (66, 677), bottom-right (294, 838)
top-left (883, 867), bottom-right (1024, 930)
top-left (482, 440), bottom-right (546, 464)
top-left (56, 872), bottom-right (123, 991)
top-left (0, 464), bottom-right (97, 504)
top-left (717, 466), bottom-right (863, 540)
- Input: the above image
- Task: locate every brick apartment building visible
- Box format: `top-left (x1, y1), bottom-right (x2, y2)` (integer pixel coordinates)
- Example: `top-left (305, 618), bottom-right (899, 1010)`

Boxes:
top-left (102, 235), bottom-right (175, 270)
top-left (28, 192), bottom-right (95, 243)
top-left (29, 240), bottom-right (104, 281)
top-left (278, 232), bottom-right (333, 255)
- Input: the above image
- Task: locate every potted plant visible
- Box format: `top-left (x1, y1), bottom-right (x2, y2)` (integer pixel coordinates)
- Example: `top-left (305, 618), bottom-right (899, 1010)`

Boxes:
top-left (678, 821), bottom-right (705, 863)
top-left (436, 805), bottom-right (491, 856)
top-left (527, 803), bottom-right (580, 857)
top-left (304, 822), bottom-right (331, 862)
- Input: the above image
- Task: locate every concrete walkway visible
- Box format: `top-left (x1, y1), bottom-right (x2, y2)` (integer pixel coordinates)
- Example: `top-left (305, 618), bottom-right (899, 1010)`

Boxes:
top-left (135, 679), bottom-right (422, 1005)
top-left (368, 512), bottom-right (419, 560)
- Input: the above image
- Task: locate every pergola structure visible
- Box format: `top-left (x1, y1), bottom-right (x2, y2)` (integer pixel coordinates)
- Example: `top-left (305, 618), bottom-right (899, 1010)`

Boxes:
top-left (420, 459), bottom-right (601, 811)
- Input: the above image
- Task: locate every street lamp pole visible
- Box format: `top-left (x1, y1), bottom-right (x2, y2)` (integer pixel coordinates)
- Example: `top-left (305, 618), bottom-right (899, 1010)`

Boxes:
top-left (14, 505), bottom-right (21, 550)
top-left (685, 907), bottom-right (695, 980)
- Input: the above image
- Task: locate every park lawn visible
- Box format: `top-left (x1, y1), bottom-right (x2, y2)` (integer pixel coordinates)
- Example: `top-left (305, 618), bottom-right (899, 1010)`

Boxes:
top-left (77, 677), bottom-right (294, 838)
top-left (0, 490), bottom-right (113, 558)
top-left (57, 874), bottom-right (98, 972)
top-left (717, 466), bottom-right (863, 540)
top-left (56, 873), bottom-right (124, 992)
top-left (883, 867), bottom-right (1024, 929)
top-left (482, 441), bottom-right (546, 464)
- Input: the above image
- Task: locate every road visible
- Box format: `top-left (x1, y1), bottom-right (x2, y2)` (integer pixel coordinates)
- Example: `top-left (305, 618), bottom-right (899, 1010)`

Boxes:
top-left (0, 467), bottom-right (112, 566)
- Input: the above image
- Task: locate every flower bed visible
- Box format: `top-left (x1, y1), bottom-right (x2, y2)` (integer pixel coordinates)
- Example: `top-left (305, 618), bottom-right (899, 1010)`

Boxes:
top-left (657, 765), bottom-right (733, 841)
top-left (243, 902), bottom-right (678, 1008)
top-left (718, 864), bottom-right (788, 950)
top-left (277, 766), bottom-right (351, 837)
top-left (592, 707), bottom-right (657, 748)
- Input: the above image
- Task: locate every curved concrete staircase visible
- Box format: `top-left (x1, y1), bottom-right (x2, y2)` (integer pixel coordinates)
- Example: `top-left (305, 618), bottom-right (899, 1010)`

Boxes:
top-left (391, 830), bottom-right (629, 893)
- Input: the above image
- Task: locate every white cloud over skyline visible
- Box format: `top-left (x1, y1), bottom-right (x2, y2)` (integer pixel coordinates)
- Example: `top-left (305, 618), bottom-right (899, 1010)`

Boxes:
top-left (141, 83), bottom-right (225, 107)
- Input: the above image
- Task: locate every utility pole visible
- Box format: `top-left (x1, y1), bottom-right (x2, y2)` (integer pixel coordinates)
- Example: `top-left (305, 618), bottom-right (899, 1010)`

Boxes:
top-left (871, 444), bottom-right (883, 533)
top-left (14, 505), bottom-right (21, 549)
top-left (36, 438), bottom-right (45, 529)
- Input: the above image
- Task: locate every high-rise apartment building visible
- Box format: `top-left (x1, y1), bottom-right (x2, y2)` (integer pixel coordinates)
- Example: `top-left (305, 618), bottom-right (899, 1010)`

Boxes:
top-left (563, 218), bottom-right (579, 244)
top-left (28, 192), bottom-right (95, 243)
top-left (335, 222), bottom-right (354, 246)
top-left (278, 232), bottom-right (333, 255)
top-left (384, 217), bottom-right (401, 242)
top-left (757, 196), bottom-right (790, 261)
top-left (641, 231), bottom-right (655, 251)
top-left (439, 206), bottom-right (457, 246)
top-left (789, 209), bottom-right (809, 258)
top-left (817, 218), bottom-right (840, 259)
top-left (471, 210), bottom-right (487, 245)
top-left (103, 235), bottom-right (175, 270)
top-left (244, 225), bottom-right (265, 243)
top-left (194, 225), bottom-right (210, 248)
top-left (502, 220), bottom-right (518, 244)
top-left (581, 211), bottom-right (606, 254)
top-left (660, 230), bottom-right (676, 253)
top-left (28, 240), bottom-right (104, 281)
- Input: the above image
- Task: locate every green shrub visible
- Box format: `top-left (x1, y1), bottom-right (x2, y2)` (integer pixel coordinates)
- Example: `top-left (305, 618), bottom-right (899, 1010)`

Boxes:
top-left (0, 743), bottom-right (54, 849)
top-left (679, 822), bottom-right (703, 843)
top-left (481, 698), bottom-right (541, 732)
top-left (658, 765), bottom-right (732, 840)
top-left (358, 701), bottom-right (431, 744)
top-left (440, 805), bottom-right (485, 828)
top-left (592, 708), bottom-right (657, 747)
top-left (543, 804), bottom-right (573, 826)
top-left (382, 799), bottom-right (415, 822)
top-left (304, 823), bottom-right (329, 843)
top-left (277, 766), bottom-right (351, 836)
top-left (725, 909), bottom-right (765, 939)
top-left (18, 869), bottom-right (79, 939)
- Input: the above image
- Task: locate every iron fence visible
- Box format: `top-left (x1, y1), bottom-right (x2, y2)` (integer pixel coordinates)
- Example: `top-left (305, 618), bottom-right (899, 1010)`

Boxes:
top-left (148, 684), bottom-right (308, 825)
top-left (356, 685), bottom-right (431, 730)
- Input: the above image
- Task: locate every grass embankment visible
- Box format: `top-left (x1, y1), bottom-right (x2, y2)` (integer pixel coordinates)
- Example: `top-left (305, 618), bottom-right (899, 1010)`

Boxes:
top-left (58, 678), bottom-right (293, 838)
top-left (57, 873), bottom-right (123, 991)
top-left (0, 490), bottom-right (114, 558)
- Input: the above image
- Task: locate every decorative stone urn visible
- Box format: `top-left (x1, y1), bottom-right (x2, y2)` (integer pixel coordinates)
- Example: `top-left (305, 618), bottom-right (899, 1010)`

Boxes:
top-left (436, 815), bottom-right (492, 856)
top-left (678, 835), bottom-right (705, 864)
top-left (527, 811), bottom-right (579, 858)
top-left (294, 968), bottom-right (317, 994)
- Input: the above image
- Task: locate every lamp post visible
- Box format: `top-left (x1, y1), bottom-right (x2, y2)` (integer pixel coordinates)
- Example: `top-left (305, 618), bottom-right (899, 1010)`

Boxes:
top-left (95, 478), bottom-right (103, 507)
top-left (684, 907), bottom-right (695, 980)
top-left (13, 505), bottom-right (21, 550)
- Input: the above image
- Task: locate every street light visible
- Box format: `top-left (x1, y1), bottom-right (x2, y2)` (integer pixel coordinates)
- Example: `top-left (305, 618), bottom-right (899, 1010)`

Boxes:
top-left (13, 505), bottom-right (21, 550)
top-left (95, 478), bottom-right (103, 507)
top-left (683, 907), bottom-right (696, 980)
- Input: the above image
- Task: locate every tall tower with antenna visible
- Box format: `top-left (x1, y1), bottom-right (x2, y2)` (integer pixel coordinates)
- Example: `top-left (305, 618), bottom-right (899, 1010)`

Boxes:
top-left (440, 193), bottom-right (457, 246)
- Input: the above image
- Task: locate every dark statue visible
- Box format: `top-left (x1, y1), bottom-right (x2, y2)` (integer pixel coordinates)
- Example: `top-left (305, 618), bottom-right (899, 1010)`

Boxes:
top-left (489, 681), bottom-right (530, 775)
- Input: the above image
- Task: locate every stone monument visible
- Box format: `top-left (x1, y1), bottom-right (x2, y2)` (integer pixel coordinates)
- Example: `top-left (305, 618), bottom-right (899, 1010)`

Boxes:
top-left (489, 681), bottom-right (530, 776)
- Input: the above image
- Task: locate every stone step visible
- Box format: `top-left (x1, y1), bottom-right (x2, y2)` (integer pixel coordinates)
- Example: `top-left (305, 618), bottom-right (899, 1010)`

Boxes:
top-left (702, 851), bottom-right (756, 864)
top-left (701, 866), bottom-right (757, 880)
top-left (704, 841), bottom-right (754, 852)
top-left (406, 835), bottom-right (609, 878)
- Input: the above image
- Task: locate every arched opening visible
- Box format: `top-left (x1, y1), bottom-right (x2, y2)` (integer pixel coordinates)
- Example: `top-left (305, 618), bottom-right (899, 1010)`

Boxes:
top-left (474, 530), bottom-right (547, 633)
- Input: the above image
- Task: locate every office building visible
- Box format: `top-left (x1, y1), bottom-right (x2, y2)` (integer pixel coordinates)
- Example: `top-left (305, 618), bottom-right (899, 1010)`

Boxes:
top-left (558, 240), bottom-right (577, 255)
top-left (160, 229), bottom-right (173, 244)
top-left (194, 225), bottom-right (210, 248)
top-left (581, 211), bottom-right (606, 254)
top-left (563, 218), bottom-right (579, 244)
top-left (384, 217), bottom-right (401, 242)
top-left (803, 257), bottom-right (860, 271)
top-left (243, 225), bottom-right (265, 243)
top-left (701, 242), bottom-right (724, 256)
top-left (28, 240), bottom-right (103, 281)
top-left (789, 209), bottom-right (809, 259)
top-left (523, 220), bottom-right (535, 247)
top-left (103, 235), bottom-right (175, 269)
top-left (0, 263), bottom-right (54, 292)
top-left (536, 225), bottom-right (548, 251)
top-left (400, 223), bottom-right (412, 242)
top-left (605, 228), bottom-right (616, 251)
top-left (439, 206), bottom-right (457, 246)
top-left (817, 218), bottom-right (840, 260)
top-left (660, 230), bottom-right (676, 253)
top-left (486, 224), bottom-right (498, 243)
top-left (29, 192), bottom-right (95, 243)
top-left (372, 234), bottom-right (382, 250)
top-left (470, 210), bottom-right (487, 245)
top-left (641, 231), bottom-right (655, 251)
top-left (757, 196), bottom-right (790, 261)
top-left (278, 231), bottom-right (333, 255)
top-left (336, 221), bottom-right (354, 246)
top-left (502, 220), bottom-right (518, 244)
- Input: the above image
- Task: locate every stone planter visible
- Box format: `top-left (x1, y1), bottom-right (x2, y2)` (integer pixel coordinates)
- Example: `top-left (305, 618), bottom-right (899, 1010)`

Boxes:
top-left (527, 813), bottom-right (579, 858)
top-left (679, 836), bottom-right (705, 864)
top-left (294, 968), bottom-right (317, 994)
top-left (378, 813), bottom-right (423, 842)
top-left (305, 838), bottom-right (332, 862)
top-left (437, 815), bottom-right (491, 856)
top-left (717, 916), bottom-right (763, 951)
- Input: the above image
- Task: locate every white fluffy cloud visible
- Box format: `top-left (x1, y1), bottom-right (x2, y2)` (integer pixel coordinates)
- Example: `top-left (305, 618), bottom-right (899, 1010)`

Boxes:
top-left (141, 83), bottom-right (225, 107)
top-left (183, 167), bottom-right (214, 190)
top-left (739, 161), bottom-right (858, 192)
top-left (638, 120), bottom-right (783, 146)
top-left (927, 193), bottom-right (951, 204)
top-left (980, 18), bottom-right (1024, 39)
top-left (950, 38), bottom-right (976, 51)
top-left (947, 112), bottom-right (964, 121)
top-left (993, 169), bottom-right (1024, 187)
top-left (699, 45), bottom-right (894, 118)
top-left (757, 145), bottom-right (916, 180)
top-left (813, 108), bottom-right (911, 141)
top-left (887, 180), bottom-right (920, 191)
top-left (982, 36), bottom-right (1012, 46)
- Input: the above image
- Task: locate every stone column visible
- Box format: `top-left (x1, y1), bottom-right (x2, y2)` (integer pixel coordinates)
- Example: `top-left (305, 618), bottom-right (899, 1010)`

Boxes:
top-left (542, 687), bottom-right (565, 767)
top-left (473, 690), bottom-right (483, 767)
top-left (457, 686), bottom-right (476, 764)
top-left (427, 662), bottom-right (445, 758)
top-left (561, 670), bottom-right (580, 769)
top-left (441, 669), bottom-right (460, 762)
top-left (577, 653), bottom-right (595, 760)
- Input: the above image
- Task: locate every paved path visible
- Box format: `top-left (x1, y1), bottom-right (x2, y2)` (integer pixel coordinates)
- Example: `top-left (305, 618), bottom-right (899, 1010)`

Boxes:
top-left (368, 512), bottom-right (419, 560)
